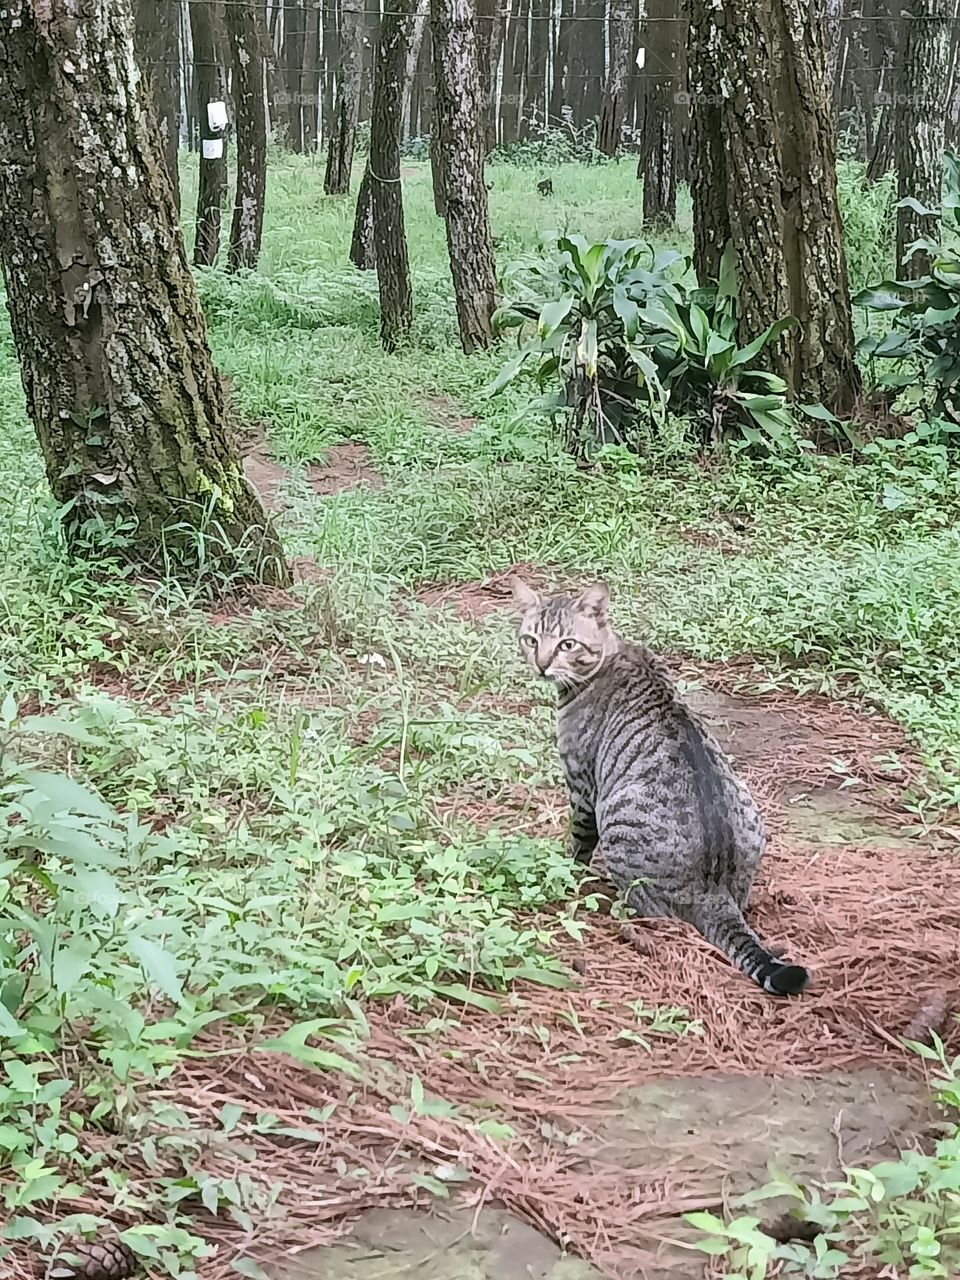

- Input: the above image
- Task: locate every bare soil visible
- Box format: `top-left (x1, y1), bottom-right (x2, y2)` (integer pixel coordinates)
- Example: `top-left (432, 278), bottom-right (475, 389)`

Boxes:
top-left (243, 441), bottom-right (382, 511)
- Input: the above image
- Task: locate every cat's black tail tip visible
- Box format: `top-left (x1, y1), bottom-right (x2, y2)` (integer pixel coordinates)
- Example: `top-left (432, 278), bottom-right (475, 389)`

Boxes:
top-left (764, 963), bottom-right (810, 997)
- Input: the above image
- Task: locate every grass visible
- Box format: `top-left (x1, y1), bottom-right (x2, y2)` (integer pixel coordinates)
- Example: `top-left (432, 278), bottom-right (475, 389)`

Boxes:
top-left (0, 151), bottom-right (957, 1271)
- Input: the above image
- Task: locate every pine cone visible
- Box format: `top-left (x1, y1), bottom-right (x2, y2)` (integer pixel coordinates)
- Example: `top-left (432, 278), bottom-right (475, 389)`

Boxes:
top-left (44, 1239), bottom-right (138, 1280)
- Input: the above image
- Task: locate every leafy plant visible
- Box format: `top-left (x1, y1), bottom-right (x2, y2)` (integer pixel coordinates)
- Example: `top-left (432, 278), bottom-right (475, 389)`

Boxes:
top-left (492, 237), bottom-right (801, 454)
top-left (687, 1033), bottom-right (960, 1279)
top-left (854, 151), bottom-right (960, 429)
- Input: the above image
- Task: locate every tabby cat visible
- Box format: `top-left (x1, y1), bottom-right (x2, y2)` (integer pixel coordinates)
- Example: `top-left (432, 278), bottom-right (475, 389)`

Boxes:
top-left (511, 577), bottom-right (809, 996)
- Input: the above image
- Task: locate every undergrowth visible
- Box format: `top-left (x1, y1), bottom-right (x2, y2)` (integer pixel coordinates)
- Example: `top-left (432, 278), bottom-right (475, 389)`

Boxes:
top-left (0, 155), bottom-right (956, 1275)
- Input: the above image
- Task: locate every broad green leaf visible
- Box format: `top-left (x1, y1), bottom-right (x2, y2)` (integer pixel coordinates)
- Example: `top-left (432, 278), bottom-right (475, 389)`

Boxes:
top-left (688, 303), bottom-right (710, 354)
top-left (220, 1104), bottom-right (244, 1133)
top-left (432, 983), bottom-right (501, 1012)
top-left (0, 1002), bottom-right (21, 1037)
top-left (537, 295), bottom-right (574, 339)
top-left (717, 242), bottom-right (738, 299)
top-left (685, 1211), bottom-right (727, 1233)
top-left (705, 332), bottom-right (735, 361)
top-left (728, 316), bottom-right (797, 368)
top-left (53, 939), bottom-right (95, 996)
top-left (895, 195), bottom-right (940, 218)
top-left (797, 402), bottom-right (838, 422)
top-left (486, 347), bottom-right (534, 395)
top-left (232, 1260), bottom-right (270, 1279)
top-left (851, 286), bottom-right (907, 311)
top-left (505, 965), bottom-right (575, 989)
top-left (127, 935), bottom-right (183, 1002)
top-left (19, 770), bottom-right (113, 821)
top-left (612, 285), bottom-right (639, 340)
top-left (18, 716), bottom-right (97, 745)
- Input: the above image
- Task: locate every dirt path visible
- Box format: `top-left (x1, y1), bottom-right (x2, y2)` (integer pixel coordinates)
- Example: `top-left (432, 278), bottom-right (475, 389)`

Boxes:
top-left (248, 677), bottom-right (957, 1280)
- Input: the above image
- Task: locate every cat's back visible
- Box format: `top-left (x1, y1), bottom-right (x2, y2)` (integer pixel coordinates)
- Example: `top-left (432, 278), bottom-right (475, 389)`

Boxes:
top-left (560, 641), bottom-right (728, 774)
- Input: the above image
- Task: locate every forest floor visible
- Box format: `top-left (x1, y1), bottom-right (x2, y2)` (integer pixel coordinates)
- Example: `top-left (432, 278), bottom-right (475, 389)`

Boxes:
top-left (2, 157), bottom-right (960, 1280)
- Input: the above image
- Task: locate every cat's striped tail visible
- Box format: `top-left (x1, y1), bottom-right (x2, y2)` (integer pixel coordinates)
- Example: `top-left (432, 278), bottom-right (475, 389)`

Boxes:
top-left (700, 893), bottom-right (809, 996)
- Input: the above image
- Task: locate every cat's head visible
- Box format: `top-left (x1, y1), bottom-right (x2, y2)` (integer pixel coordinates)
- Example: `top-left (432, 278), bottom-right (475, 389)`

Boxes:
top-left (509, 578), bottom-right (616, 686)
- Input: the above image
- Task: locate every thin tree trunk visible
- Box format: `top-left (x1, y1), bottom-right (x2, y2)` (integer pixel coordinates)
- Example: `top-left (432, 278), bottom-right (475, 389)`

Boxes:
top-left (300, 0), bottom-right (321, 150)
top-left (896, 0), bottom-right (950, 277)
top-left (432, 0), bottom-right (498, 351)
top-left (865, 0), bottom-right (900, 182)
top-left (476, 0), bottom-right (506, 153)
top-left (371, 0), bottom-right (415, 347)
top-left (402, 0), bottom-right (432, 138)
top-left (598, 0), bottom-right (633, 155)
top-left (190, 0), bottom-right (228, 267)
top-left (325, 0), bottom-right (365, 193)
top-left (0, 0), bottom-right (286, 583)
top-left (641, 0), bottom-right (680, 225)
top-left (226, 0), bottom-right (268, 270)
top-left (350, 166), bottom-right (377, 268)
top-left (687, 0), bottom-right (860, 415)
top-left (135, 0), bottom-right (183, 208)
top-left (262, 1), bottom-right (284, 136)
top-left (283, 0), bottom-right (305, 149)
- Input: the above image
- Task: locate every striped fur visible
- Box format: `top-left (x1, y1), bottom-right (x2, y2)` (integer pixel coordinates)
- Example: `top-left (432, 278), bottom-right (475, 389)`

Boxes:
top-left (511, 577), bottom-right (809, 997)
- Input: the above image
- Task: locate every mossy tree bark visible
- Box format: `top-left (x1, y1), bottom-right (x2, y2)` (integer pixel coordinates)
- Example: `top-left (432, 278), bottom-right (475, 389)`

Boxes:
top-left (896, 0), bottom-right (950, 279)
top-left (370, 0), bottom-right (415, 348)
top-left (640, 0), bottom-right (680, 227)
top-left (687, 0), bottom-right (860, 414)
top-left (190, 0), bottom-right (228, 267)
top-left (225, 0), bottom-right (268, 271)
top-left (324, 0), bottom-right (364, 194)
top-left (432, 0), bottom-right (498, 352)
top-left (598, 0), bottom-right (634, 157)
top-left (135, 0), bottom-right (182, 209)
top-left (0, 0), bottom-right (286, 585)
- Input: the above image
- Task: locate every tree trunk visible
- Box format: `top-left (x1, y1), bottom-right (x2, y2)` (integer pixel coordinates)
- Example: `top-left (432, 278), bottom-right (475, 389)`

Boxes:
top-left (865, 0), bottom-right (900, 182)
top-left (402, 0), bottom-right (432, 139)
top-left (896, 0), bottom-right (950, 278)
top-left (135, 0), bottom-right (183, 208)
top-left (597, 0), bottom-right (633, 155)
top-left (687, 0), bottom-right (860, 415)
top-left (263, 0), bottom-right (284, 138)
top-left (299, 0), bottom-right (321, 150)
top-left (476, 0), bottom-right (506, 153)
top-left (190, 0), bottom-right (229, 267)
top-left (431, 121), bottom-right (447, 215)
top-left (350, 166), bottom-right (377, 268)
top-left (226, 0), bottom-right (268, 271)
top-left (325, 0), bottom-right (365, 193)
top-left (641, 0), bottom-right (680, 226)
top-left (432, 0), bottom-right (498, 352)
top-left (526, 0), bottom-right (549, 133)
top-left (0, 0), bottom-right (286, 584)
top-left (282, 0), bottom-right (305, 149)
top-left (371, 0), bottom-right (415, 347)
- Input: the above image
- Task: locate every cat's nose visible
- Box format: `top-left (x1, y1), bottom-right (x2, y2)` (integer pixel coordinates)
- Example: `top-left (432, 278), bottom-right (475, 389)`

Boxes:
top-left (536, 654), bottom-right (550, 674)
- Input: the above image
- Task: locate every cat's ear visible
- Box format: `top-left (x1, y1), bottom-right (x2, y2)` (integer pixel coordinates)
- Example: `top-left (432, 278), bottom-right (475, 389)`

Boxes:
top-left (509, 576), bottom-right (540, 610)
top-left (576, 582), bottom-right (610, 621)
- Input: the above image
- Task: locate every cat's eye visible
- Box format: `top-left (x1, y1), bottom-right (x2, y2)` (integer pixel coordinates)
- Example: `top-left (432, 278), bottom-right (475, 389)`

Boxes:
top-left (520, 634), bottom-right (537, 648)
top-left (558, 639), bottom-right (578, 651)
